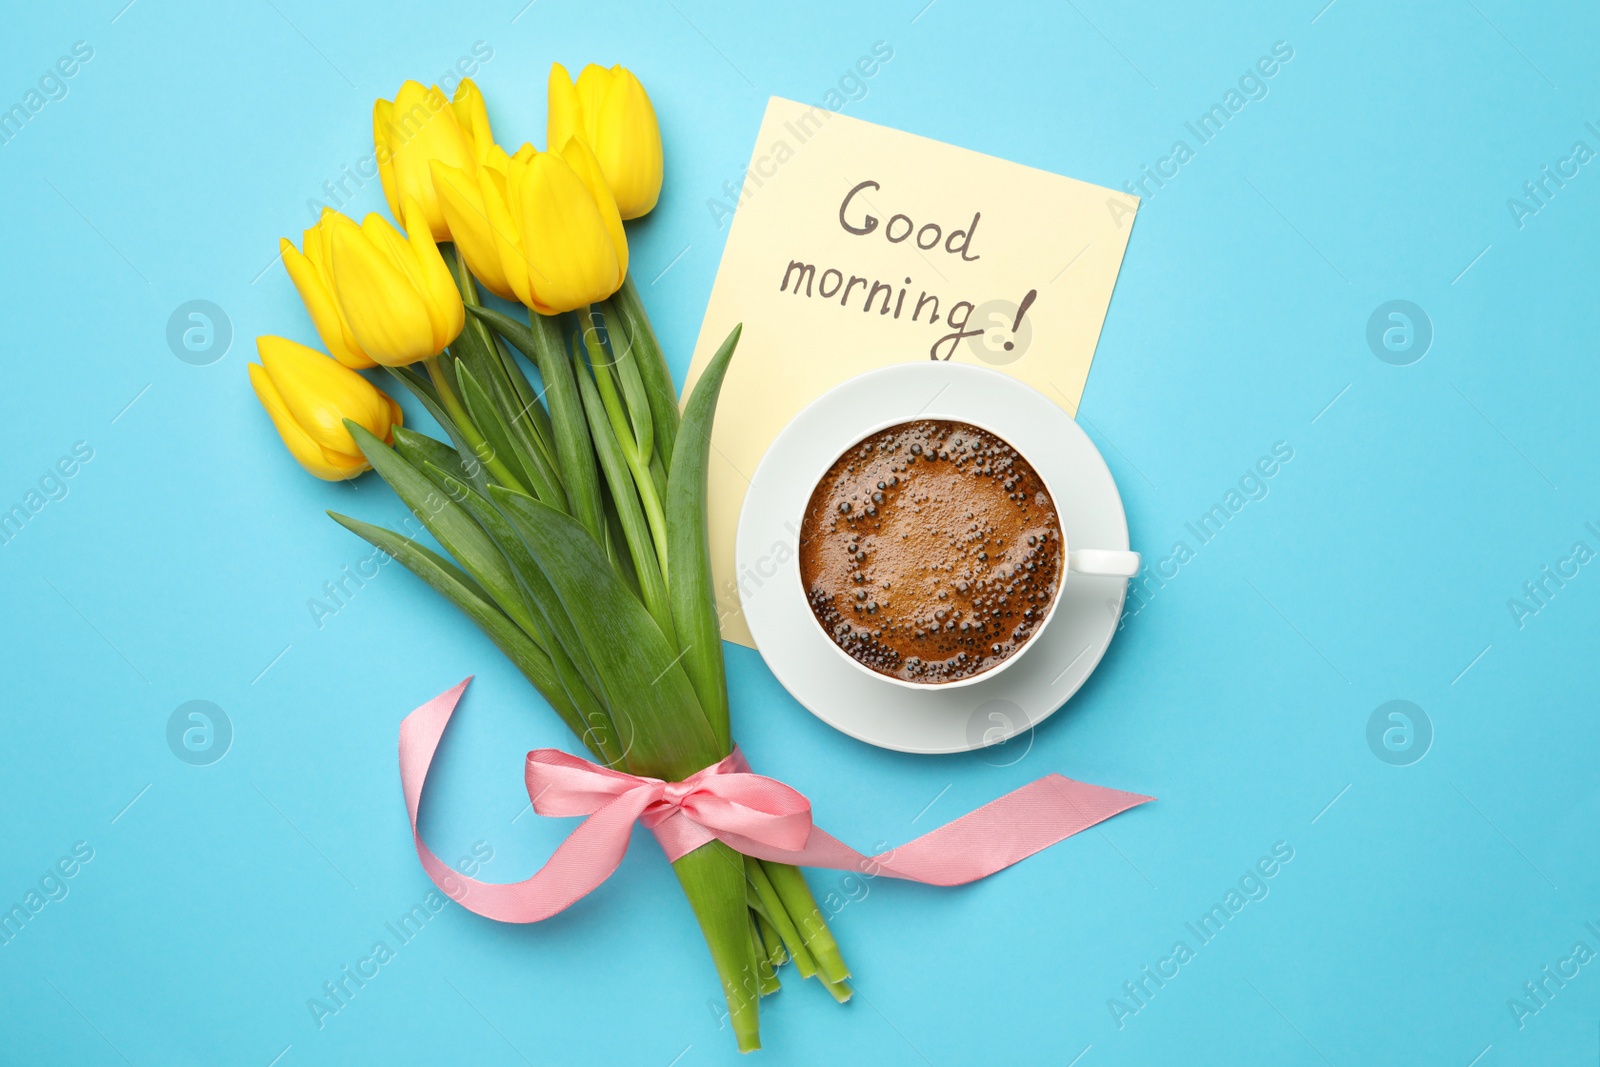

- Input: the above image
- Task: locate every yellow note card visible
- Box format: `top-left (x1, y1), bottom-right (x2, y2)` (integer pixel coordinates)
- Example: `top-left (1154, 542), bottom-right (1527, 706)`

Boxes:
top-left (683, 97), bottom-right (1139, 647)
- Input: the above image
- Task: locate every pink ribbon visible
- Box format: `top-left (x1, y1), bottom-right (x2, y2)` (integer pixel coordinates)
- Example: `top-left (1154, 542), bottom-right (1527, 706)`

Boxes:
top-left (401, 679), bottom-right (1154, 922)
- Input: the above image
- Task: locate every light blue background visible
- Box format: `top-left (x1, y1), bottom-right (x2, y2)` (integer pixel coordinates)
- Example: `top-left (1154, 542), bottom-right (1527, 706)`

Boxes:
top-left (3, 1), bottom-right (1597, 1063)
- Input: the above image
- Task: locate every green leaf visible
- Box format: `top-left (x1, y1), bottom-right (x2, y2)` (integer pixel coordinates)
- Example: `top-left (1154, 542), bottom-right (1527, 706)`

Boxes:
top-left (599, 487), bottom-right (642, 599)
top-left (488, 365), bottom-right (568, 513)
top-left (325, 512), bottom-right (581, 735)
top-left (490, 332), bottom-right (560, 476)
top-left (451, 291), bottom-right (567, 512)
top-left (584, 323), bottom-right (644, 469)
top-left (385, 365), bottom-right (493, 497)
top-left (456, 359), bottom-right (561, 506)
top-left (604, 311), bottom-right (654, 464)
top-left (468, 305), bottom-right (605, 543)
top-left (579, 314), bottom-right (672, 582)
top-left (606, 274), bottom-right (679, 465)
top-left (490, 487), bottom-right (721, 780)
top-left (648, 451), bottom-right (668, 507)
top-left (386, 362), bottom-right (439, 410)
top-left (665, 324), bottom-right (741, 752)
top-left (573, 352), bottom-right (675, 643)
top-left (447, 251), bottom-right (504, 382)
top-left (415, 461), bottom-right (625, 767)
top-left (427, 353), bottom-right (530, 496)
top-left (418, 462), bottom-right (595, 692)
top-left (392, 425), bottom-right (489, 499)
top-left (345, 420), bottom-right (540, 642)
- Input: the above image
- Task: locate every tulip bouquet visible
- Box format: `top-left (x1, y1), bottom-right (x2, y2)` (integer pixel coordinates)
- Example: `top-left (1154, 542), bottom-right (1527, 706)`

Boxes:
top-left (250, 67), bottom-right (850, 1051)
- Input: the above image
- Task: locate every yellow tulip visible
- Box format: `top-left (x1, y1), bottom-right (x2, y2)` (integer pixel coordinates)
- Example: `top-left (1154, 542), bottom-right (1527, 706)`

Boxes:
top-left (280, 208), bottom-right (370, 369)
top-left (547, 62), bottom-right (662, 219)
top-left (249, 335), bottom-right (402, 480)
top-left (450, 78), bottom-right (497, 166)
top-left (432, 137), bottom-right (628, 315)
top-left (281, 202), bottom-right (464, 368)
top-left (431, 146), bottom-right (518, 301)
top-left (374, 79), bottom-right (494, 240)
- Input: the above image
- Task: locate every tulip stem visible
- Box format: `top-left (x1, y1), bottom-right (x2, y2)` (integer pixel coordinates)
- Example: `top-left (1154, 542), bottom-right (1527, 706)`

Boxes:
top-left (579, 307), bottom-right (670, 578)
top-left (425, 356), bottom-right (528, 495)
top-left (762, 861), bottom-right (849, 985)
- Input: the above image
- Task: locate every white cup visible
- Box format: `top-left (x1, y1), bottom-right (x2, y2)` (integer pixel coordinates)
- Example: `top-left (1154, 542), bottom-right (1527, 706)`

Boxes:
top-left (801, 417), bottom-right (1139, 690)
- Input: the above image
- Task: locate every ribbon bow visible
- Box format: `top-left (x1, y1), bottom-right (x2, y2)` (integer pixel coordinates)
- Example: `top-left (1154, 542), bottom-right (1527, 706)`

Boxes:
top-left (401, 679), bottom-right (1153, 923)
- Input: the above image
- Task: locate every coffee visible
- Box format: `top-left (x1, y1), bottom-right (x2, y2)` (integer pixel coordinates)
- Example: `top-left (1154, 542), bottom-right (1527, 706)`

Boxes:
top-left (799, 419), bottom-right (1062, 683)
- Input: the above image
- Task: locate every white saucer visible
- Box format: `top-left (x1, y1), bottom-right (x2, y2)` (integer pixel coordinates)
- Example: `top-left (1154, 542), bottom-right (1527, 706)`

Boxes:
top-left (735, 362), bottom-right (1131, 754)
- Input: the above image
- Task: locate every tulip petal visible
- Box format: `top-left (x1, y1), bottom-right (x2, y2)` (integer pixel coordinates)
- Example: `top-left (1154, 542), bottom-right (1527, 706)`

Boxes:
top-left (383, 80), bottom-right (475, 240)
top-left (594, 67), bottom-right (662, 219)
top-left (402, 197), bottom-right (465, 352)
top-left (249, 359), bottom-right (368, 480)
top-left (432, 160), bottom-right (515, 300)
top-left (304, 212), bottom-right (374, 367)
top-left (258, 335), bottom-right (392, 456)
top-left (384, 392), bottom-right (405, 433)
top-left (560, 136), bottom-right (629, 281)
top-left (360, 213), bottom-right (427, 299)
top-left (575, 64), bottom-right (612, 146)
top-left (482, 149), bottom-right (533, 307)
top-left (547, 63), bottom-right (583, 158)
top-left (281, 237), bottom-right (374, 369)
top-left (373, 97), bottom-right (401, 222)
top-left (452, 78), bottom-right (495, 164)
top-left (516, 150), bottom-right (621, 314)
top-left (330, 213), bottom-right (438, 366)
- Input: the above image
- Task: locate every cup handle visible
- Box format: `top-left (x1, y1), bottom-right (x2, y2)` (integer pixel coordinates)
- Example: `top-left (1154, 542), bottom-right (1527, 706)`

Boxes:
top-left (1068, 548), bottom-right (1141, 577)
